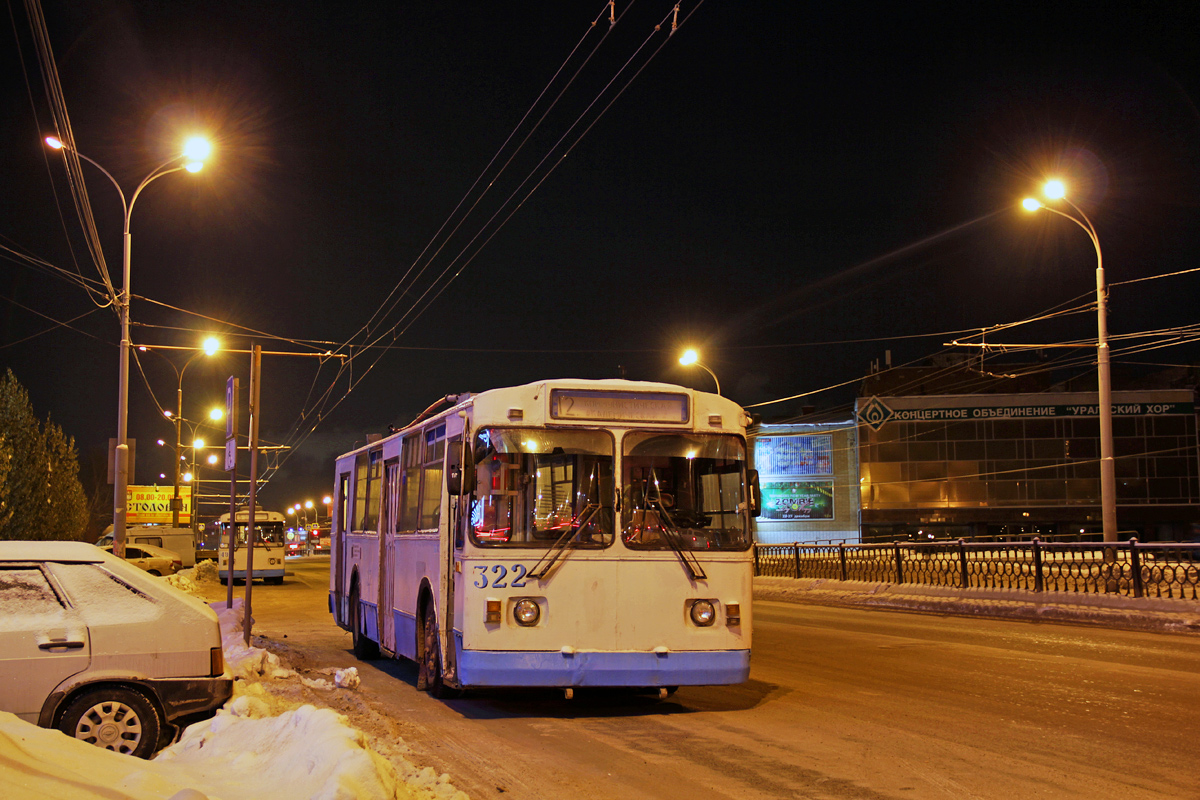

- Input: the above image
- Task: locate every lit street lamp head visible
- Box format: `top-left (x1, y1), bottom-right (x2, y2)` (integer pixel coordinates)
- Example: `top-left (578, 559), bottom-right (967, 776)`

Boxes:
top-left (679, 349), bottom-right (699, 366)
top-left (1043, 179), bottom-right (1066, 200)
top-left (1021, 197), bottom-right (1042, 212)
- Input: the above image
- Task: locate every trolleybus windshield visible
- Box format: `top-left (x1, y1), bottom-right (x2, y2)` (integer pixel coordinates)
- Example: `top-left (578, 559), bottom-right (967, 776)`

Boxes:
top-left (470, 428), bottom-right (615, 547)
top-left (225, 521), bottom-right (285, 548)
top-left (622, 432), bottom-right (751, 551)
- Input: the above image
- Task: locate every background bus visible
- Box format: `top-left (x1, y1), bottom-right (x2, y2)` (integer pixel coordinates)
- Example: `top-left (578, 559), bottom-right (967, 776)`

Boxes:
top-left (330, 379), bottom-right (760, 697)
top-left (217, 508), bottom-right (287, 584)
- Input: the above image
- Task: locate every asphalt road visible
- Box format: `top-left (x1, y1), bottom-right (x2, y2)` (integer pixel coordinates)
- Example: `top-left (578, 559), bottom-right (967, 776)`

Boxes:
top-left (206, 557), bottom-right (1200, 800)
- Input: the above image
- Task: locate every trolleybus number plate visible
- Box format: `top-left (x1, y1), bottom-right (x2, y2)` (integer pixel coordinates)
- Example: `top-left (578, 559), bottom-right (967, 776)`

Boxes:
top-left (472, 564), bottom-right (529, 589)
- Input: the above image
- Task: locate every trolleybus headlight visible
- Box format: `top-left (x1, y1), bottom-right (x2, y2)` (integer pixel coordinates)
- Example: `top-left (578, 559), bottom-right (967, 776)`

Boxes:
top-left (690, 599), bottom-right (716, 627)
top-left (513, 598), bottom-right (541, 627)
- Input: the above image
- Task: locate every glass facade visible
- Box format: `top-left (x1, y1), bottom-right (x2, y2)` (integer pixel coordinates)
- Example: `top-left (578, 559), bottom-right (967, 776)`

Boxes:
top-left (856, 391), bottom-right (1200, 541)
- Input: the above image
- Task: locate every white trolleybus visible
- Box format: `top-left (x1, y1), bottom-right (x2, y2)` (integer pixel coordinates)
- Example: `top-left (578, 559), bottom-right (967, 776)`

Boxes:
top-left (330, 379), bottom-right (761, 696)
top-left (217, 508), bottom-right (287, 585)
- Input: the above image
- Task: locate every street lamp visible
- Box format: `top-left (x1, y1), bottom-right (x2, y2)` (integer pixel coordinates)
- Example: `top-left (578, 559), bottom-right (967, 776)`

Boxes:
top-left (44, 134), bottom-right (210, 557)
top-left (1022, 180), bottom-right (1116, 541)
top-left (679, 348), bottom-right (721, 395)
top-left (168, 338), bottom-right (221, 526)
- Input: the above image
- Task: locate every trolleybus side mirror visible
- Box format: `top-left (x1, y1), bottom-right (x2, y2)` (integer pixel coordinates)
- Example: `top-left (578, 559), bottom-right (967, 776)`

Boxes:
top-left (447, 441), bottom-right (476, 495)
top-left (748, 469), bottom-right (762, 517)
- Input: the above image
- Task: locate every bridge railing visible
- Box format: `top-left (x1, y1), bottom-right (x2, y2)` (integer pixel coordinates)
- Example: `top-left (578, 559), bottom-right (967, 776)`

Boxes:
top-left (753, 539), bottom-right (1200, 600)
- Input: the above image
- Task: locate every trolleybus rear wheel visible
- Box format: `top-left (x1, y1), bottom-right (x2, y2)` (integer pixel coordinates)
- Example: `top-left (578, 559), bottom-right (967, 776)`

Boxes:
top-left (350, 584), bottom-right (379, 660)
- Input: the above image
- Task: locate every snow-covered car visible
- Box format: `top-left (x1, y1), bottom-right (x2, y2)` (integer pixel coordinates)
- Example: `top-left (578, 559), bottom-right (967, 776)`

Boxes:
top-left (0, 541), bottom-right (233, 758)
top-left (101, 541), bottom-right (183, 576)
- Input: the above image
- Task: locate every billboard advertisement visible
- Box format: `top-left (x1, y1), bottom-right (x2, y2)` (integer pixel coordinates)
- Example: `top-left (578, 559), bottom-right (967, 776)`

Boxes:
top-left (127, 485), bottom-right (191, 524)
top-left (755, 435), bottom-right (832, 477)
top-left (760, 480), bottom-right (834, 521)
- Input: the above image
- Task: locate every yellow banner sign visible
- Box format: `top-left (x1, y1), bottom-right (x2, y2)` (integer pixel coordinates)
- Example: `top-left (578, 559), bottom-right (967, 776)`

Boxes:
top-left (127, 485), bottom-right (191, 524)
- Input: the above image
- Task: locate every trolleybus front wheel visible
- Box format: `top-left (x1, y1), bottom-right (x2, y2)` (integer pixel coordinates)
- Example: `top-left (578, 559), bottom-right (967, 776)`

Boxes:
top-left (418, 599), bottom-right (459, 698)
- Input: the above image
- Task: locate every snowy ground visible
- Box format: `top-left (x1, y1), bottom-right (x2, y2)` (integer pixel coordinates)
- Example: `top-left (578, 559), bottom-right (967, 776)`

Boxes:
top-left (2, 562), bottom-right (468, 800)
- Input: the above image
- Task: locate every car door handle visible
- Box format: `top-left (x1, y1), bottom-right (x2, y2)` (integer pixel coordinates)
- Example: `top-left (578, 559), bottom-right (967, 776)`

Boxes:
top-left (38, 640), bottom-right (85, 650)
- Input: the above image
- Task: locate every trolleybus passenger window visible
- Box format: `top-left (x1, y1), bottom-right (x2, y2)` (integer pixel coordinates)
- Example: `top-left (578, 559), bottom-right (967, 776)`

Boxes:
top-left (337, 473), bottom-right (350, 536)
top-left (383, 459), bottom-right (399, 536)
top-left (361, 447), bottom-right (384, 533)
top-left (469, 428), bottom-right (614, 547)
top-left (621, 432), bottom-right (750, 551)
top-left (352, 451), bottom-right (369, 532)
top-left (420, 425), bottom-right (446, 530)
top-left (399, 435), bottom-right (421, 534)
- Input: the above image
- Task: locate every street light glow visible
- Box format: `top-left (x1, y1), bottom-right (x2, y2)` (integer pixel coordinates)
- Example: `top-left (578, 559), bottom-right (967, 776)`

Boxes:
top-left (679, 349), bottom-right (699, 366)
top-left (193, 438), bottom-right (205, 449)
top-left (1044, 179), bottom-right (1066, 200)
top-left (1021, 198), bottom-right (1042, 212)
top-left (183, 137), bottom-right (212, 161)
top-left (184, 161), bottom-right (204, 173)
top-left (203, 337), bottom-right (220, 356)
top-left (44, 136), bottom-right (64, 150)
top-left (207, 454), bottom-right (219, 465)
top-left (210, 407), bottom-right (225, 421)
top-left (183, 472), bottom-right (194, 483)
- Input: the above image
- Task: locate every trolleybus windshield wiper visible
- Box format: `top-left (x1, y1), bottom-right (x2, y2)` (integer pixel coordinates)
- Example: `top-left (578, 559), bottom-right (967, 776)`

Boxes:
top-left (527, 502), bottom-right (603, 580)
top-left (645, 471), bottom-right (707, 581)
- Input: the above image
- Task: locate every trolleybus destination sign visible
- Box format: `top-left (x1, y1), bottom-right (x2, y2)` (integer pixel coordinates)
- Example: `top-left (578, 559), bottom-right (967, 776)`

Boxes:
top-left (549, 389), bottom-right (689, 423)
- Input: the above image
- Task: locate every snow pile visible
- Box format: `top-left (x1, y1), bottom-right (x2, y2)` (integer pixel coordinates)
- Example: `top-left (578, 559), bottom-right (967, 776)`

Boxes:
top-left (164, 561), bottom-right (219, 595)
top-left (155, 702), bottom-right (409, 800)
top-left (214, 599), bottom-right (296, 680)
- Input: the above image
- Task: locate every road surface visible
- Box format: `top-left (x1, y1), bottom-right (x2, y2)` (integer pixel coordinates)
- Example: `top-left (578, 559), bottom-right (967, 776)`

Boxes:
top-left (205, 557), bottom-right (1200, 800)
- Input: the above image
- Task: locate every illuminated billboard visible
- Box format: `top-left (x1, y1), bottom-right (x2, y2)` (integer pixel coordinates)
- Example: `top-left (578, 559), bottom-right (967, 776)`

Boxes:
top-left (760, 480), bottom-right (833, 521)
top-left (127, 485), bottom-right (191, 524)
top-left (754, 435), bottom-right (832, 477)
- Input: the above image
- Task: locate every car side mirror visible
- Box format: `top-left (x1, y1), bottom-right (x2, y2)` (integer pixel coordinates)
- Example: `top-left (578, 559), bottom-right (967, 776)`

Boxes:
top-left (748, 469), bottom-right (762, 517)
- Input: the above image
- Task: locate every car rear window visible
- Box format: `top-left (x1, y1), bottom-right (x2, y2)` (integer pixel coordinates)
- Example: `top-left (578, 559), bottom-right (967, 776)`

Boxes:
top-left (48, 563), bottom-right (160, 623)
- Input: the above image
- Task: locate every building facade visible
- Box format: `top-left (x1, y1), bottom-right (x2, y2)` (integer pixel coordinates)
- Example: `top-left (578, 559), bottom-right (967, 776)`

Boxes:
top-left (855, 390), bottom-right (1200, 542)
top-left (750, 419), bottom-right (861, 544)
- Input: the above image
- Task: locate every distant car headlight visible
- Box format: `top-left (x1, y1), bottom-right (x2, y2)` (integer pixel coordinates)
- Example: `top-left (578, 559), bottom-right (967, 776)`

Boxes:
top-left (690, 599), bottom-right (716, 627)
top-left (513, 598), bottom-right (541, 627)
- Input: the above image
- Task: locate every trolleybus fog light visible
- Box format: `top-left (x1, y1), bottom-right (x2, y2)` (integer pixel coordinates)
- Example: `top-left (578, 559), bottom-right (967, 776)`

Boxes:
top-left (485, 600), bottom-right (502, 624)
top-left (513, 598), bottom-right (541, 627)
top-left (725, 603), bottom-right (741, 626)
top-left (690, 599), bottom-right (716, 627)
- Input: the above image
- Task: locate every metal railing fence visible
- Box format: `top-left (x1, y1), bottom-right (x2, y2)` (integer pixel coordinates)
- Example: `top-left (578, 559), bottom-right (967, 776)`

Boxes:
top-left (754, 539), bottom-right (1200, 600)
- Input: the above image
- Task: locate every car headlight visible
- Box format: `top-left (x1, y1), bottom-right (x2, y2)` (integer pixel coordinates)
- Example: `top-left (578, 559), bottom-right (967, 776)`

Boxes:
top-left (690, 599), bottom-right (716, 627)
top-left (513, 598), bottom-right (541, 627)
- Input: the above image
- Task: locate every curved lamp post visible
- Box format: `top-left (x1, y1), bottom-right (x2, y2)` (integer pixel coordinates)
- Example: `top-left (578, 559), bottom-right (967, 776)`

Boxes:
top-left (1022, 180), bottom-right (1116, 541)
top-left (164, 338), bottom-right (221, 526)
top-left (679, 348), bottom-right (721, 395)
top-left (45, 135), bottom-right (210, 557)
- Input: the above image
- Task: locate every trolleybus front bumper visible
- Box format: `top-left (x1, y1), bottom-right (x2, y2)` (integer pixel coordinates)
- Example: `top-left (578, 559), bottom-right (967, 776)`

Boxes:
top-left (455, 636), bottom-right (749, 687)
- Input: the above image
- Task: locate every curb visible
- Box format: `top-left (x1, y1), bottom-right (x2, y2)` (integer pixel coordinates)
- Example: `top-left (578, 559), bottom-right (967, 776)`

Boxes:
top-left (753, 576), bottom-right (1200, 635)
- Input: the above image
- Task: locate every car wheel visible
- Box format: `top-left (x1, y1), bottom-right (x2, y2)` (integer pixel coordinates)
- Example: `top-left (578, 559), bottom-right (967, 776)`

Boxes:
top-left (147, 570), bottom-right (162, 577)
top-left (350, 584), bottom-right (379, 660)
top-left (57, 686), bottom-right (162, 759)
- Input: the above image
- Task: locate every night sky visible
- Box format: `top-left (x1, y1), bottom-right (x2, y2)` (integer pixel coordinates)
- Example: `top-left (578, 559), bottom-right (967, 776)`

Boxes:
top-left (3, 1), bottom-right (1199, 519)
